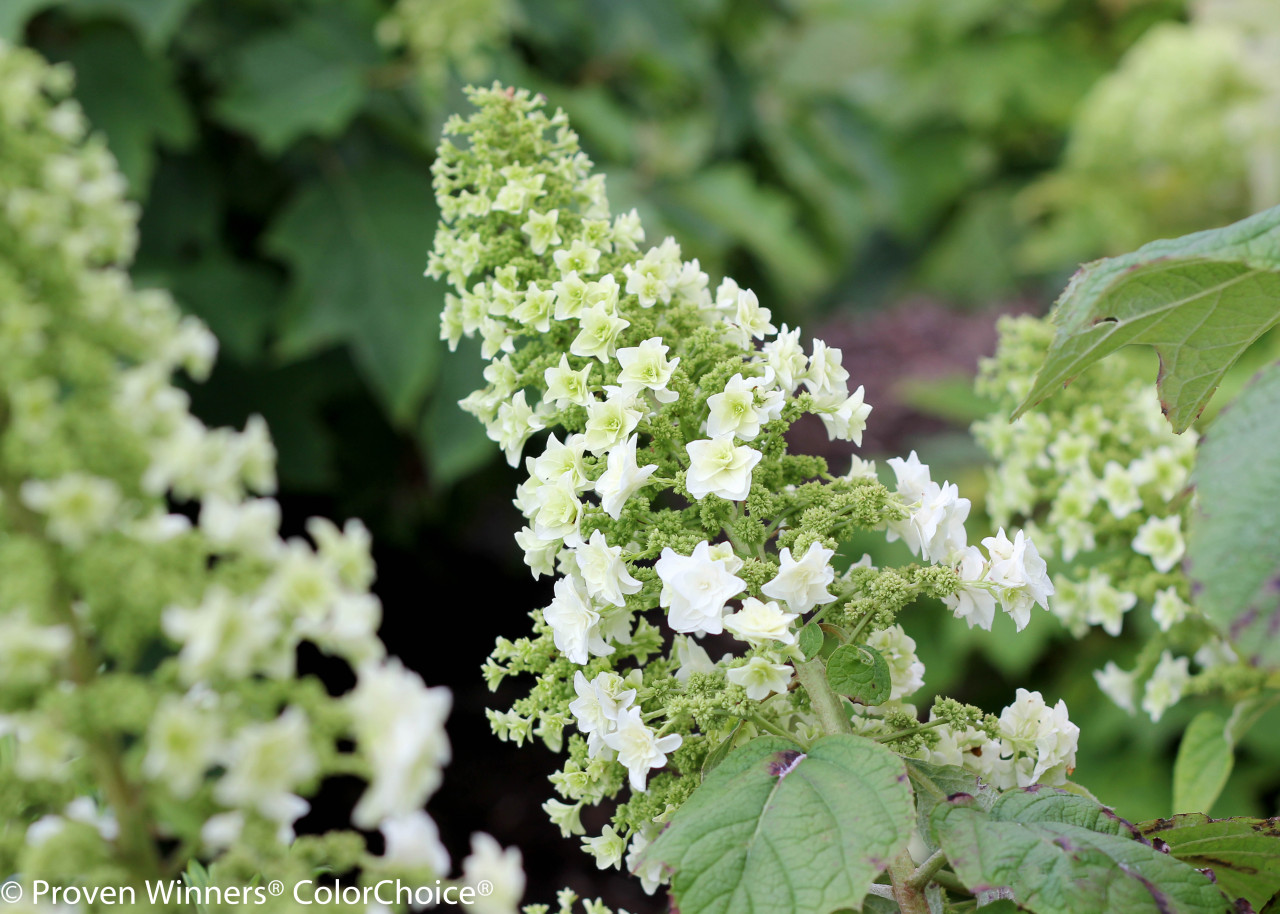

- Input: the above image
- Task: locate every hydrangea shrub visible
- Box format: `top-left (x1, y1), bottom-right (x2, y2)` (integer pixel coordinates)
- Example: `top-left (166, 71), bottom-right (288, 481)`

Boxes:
top-left (426, 85), bottom-right (1279, 914)
top-left (0, 41), bottom-right (524, 911)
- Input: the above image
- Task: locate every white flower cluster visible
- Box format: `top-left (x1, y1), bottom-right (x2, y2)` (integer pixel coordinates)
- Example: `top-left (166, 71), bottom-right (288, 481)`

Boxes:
top-left (974, 315), bottom-right (1232, 725)
top-left (976, 325), bottom-right (1196, 641)
top-left (886, 452), bottom-right (1054, 632)
top-left (433, 87), bottom-right (1074, 886)
top-left (0, 43), bottom-right (524, 903)
top-left (568, 671), bottom-right (681, 792)
top-left (927, 689), bottom-right (1080, 790)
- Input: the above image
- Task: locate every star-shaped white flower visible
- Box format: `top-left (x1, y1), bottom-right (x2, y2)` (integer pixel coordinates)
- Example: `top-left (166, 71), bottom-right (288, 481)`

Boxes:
top-left (726, 657), bottom-right (792, 700)
top-left (615, 337), bottom-right (679, 403)
top-left (595, 435), bottom-right (658, 519)
top-left (981, 528), bottom-right (1054, 631)
top-left (761, 542), bottom-right (836, 613)
top-left (542, 575), bottom-right (612, 665)
top-left (655, 541), bottom-right (745, 635)
top-left (602, 706), bottom-right (682, 791)
top-left (573, 530), bottom-right (642, 607)
top-left (723, 597), bottom-right (798, 647)
top-left (685, 437), bottom-right (761, 501)
top-left (812, 385), bottom-right (872, 445)
top-left (1132, 515), bottom-right (1185, 573)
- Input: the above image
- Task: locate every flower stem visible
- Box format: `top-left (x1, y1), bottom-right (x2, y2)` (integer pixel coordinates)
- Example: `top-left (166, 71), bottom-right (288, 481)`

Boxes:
top-left (795, 658), bottom-right (851, 735)
top-left (907, 848), bottom-right (948, 890)
top-left (747, 711), bottom-right (808, 748)
top-left (875, 717), bottom-right (948, 745)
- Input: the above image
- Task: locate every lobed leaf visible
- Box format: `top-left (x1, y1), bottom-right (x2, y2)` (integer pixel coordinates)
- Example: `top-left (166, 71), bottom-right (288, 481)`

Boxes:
top-left (265, 162), bottom-right (442, 427)
top-left (63, 0), bottom-right (200, 51)
top-left (1014, 204), bottom-right (1280, 432)
top-left (213, 9), bottom-right (377, 155)
top-left (640, 735), bottom-right (914, 914)
top-left (54, 25), bottom-right (194, 195)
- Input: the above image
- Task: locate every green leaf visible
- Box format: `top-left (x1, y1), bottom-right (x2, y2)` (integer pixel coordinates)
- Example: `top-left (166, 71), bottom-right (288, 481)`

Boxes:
top-left (1187, 361), bottom-right (1280, 667)
top-left (213, 9), bottom-right (377, 155)
top-left (1173, 711), bottom-right (1234, 815)
top-left (1014, 204), bottom-right (1280, 432)
top-left (418, 337), bottom-right (493, 489)
top-left (660, 164), bottom-right (828, 304)
top-left (906, 758), bottom-right (996, 852)
top-left (987, 789), bottom-right (1138, 837)
top-left (63, 0), bottom-right (200, 50)
top-left (265, 161), bottom-right (442, 427)
top-left (157, 254), bottom-right (282, 363)
top-left (1227, 692), bottom-right (1280, 744)
top-left (816, 622), bottom-right (843, 660)
top-left (826, 643), bottom-right (892, 705)
top-left (934, 788), bottom-right (1230, 914)
top-left (798, 623), bottom-right (824, 660)
top-left (641, 735), bottom-right (914, 914)
top-left (1138, 814), bottom-right (1280, 911)
top-left (51, 24), bottom-right (194, 195)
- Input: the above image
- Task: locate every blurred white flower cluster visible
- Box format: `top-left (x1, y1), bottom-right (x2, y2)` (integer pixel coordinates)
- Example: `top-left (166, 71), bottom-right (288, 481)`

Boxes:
top-left (975, 314), bottom-right (1250, 725)
top-left (0, 41), bottom-right (522, 911)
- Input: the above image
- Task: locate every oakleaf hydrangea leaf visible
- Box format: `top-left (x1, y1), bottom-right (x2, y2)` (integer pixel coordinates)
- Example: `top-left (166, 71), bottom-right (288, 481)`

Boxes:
top-left (213, 9), bottom-right (377, 155)
top-left (53, 25), bottom-right (194, 195)
top-left (1186, 360), bottom-right (1280, 667)
top-left (934, 789), bottom-right (1230, 914)
top-left (1014, 204), bottom-right (1280, 432)
top-left (63, 0), bottom-right (200, 51)
top-left (1138, 813), bottom-right (1280, 911)
top-left (266, 162), bottom-right (442, 427)
top-left (641, 735), bottom-right (913, 914)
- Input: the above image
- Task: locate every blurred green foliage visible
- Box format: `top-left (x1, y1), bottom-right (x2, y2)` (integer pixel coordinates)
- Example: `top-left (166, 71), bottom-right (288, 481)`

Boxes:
top-left (9, 0), bottom-right (1194, 496)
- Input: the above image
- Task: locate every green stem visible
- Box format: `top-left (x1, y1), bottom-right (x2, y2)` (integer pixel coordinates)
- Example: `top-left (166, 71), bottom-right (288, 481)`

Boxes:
top-left (747, 711), bottom-right (808, 748)
top-left (806, 603), bottom-right (836, 627)
top-left (907, 848), bottom-right (948, 890)
top-left (876, 717), bottom-right (949, 745)
top-left (932, 870), bottom-right (970, 895)
top-left (795, 659), bottom-right (851, 735)
top-left (58, 594), bottom-right (164, 882)
top-left (845, 608), bottom-right (877, 644)
top-left (3, 483), bottom-right (164, 883)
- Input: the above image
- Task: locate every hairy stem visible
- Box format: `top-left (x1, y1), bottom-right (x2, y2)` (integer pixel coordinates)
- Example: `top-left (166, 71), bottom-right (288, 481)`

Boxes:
top-left (889, 850), bottom-right (931, 914)
top-left (795, 658), bottom-right (851, 735)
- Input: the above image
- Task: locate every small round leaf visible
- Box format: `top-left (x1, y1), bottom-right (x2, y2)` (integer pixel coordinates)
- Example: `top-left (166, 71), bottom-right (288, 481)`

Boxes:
top-left (798, 623), bottom-right (824, 660)
top-left (826, 643), bottom-right (892, 704)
